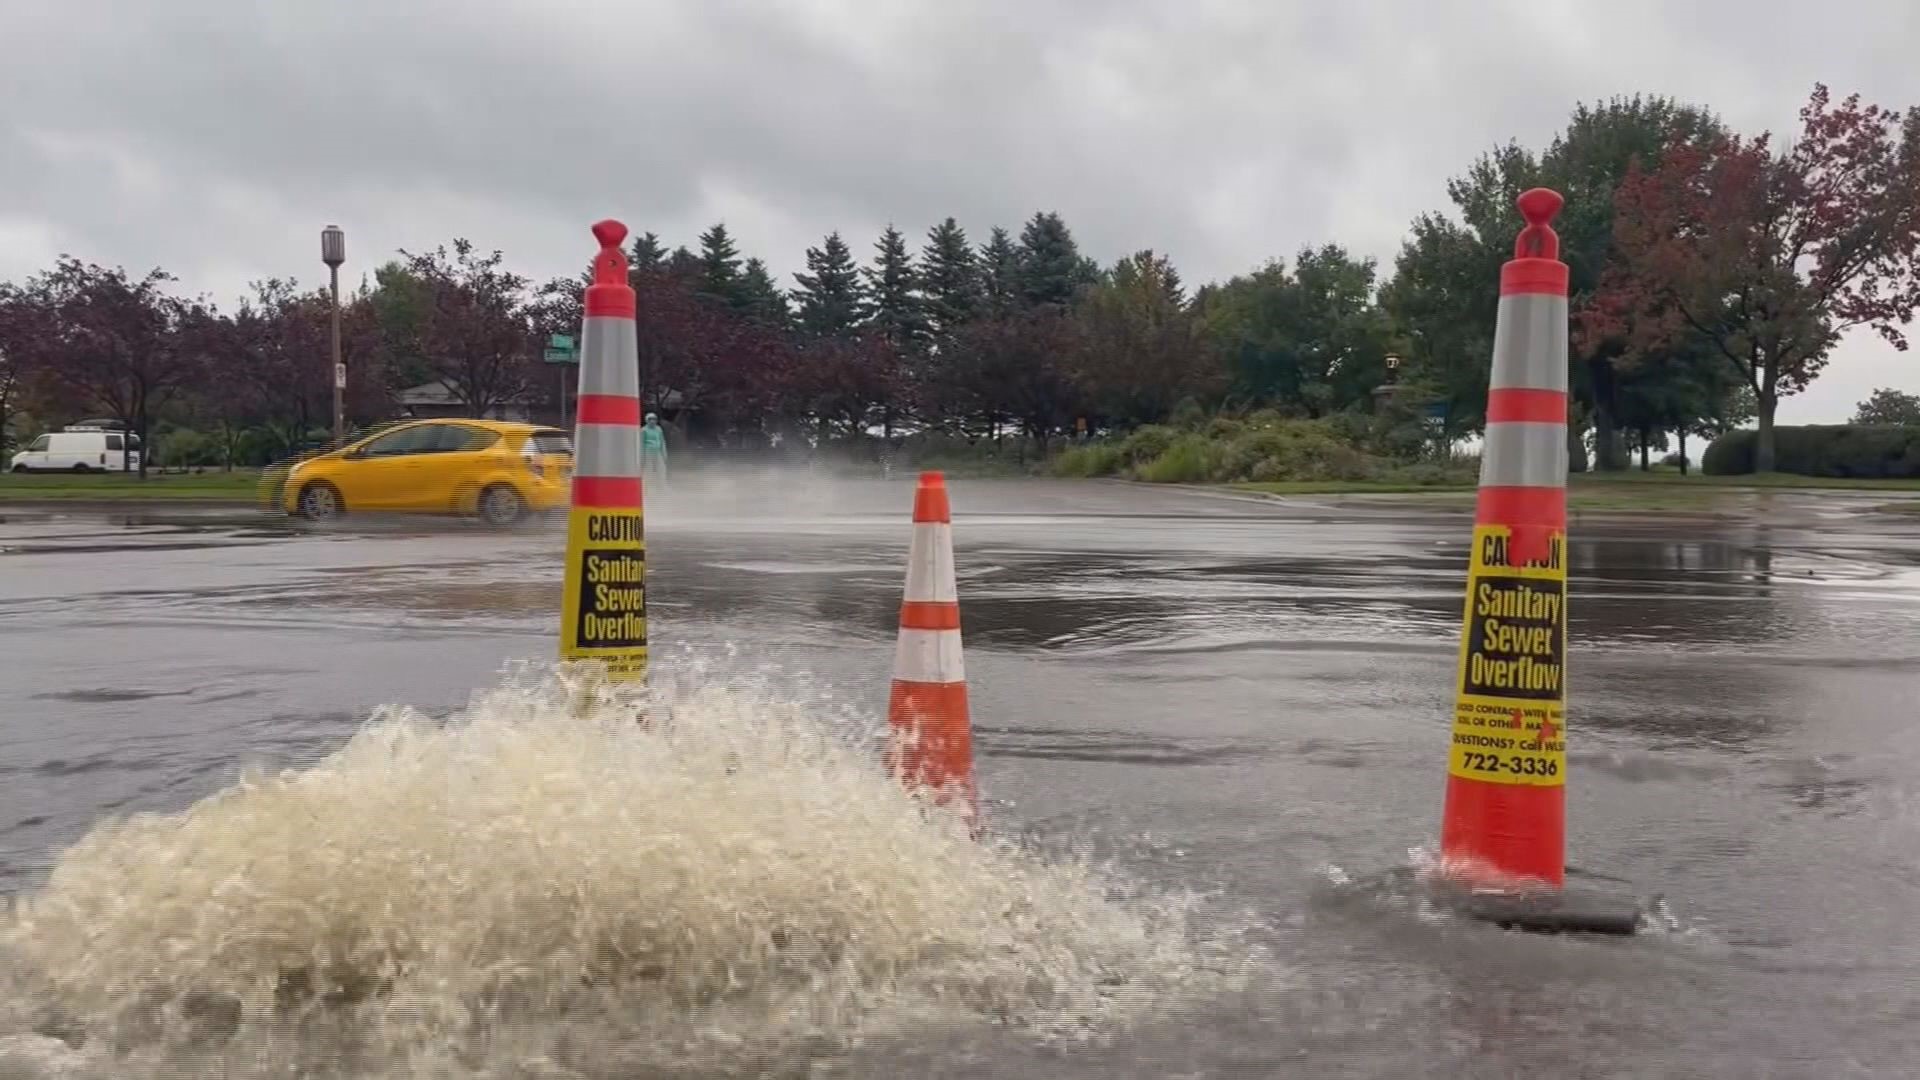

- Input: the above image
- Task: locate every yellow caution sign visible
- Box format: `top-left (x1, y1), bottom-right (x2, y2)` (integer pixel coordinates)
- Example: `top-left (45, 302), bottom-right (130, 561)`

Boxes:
top-left (1447, 524), bottom-right (1567, 787)
top-left (559, 507), bottom-right (647, 681)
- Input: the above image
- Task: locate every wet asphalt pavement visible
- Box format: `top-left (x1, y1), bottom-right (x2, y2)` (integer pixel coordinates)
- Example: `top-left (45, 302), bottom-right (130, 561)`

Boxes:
top-left (2, 476), bottom-right (1919, 1078)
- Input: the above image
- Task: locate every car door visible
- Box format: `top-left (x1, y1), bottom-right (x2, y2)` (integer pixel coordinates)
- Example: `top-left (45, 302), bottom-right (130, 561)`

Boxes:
top-left (412, 423), bottom-right (503, 510)
top-left (335, 423), bottom-right (442, 509)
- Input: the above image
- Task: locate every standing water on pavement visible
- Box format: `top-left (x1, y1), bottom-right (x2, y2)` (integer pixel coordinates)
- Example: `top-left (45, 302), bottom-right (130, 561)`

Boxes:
top-left (0, 658), bottom-right (1260, 1079)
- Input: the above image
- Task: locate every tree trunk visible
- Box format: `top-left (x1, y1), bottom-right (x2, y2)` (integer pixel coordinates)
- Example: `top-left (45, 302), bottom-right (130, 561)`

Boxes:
top-left (135, 398), bottom-right (150, 479)
top-left (1586, 357), bottom-right (1625, 471)
top-left (1754, 394), bottom-right (1778, 474)
top-left (1638, 426), bottom-right (1651, 471)
top-left (1678, 430), bottom-right (1689, 476)
top-left (1567, 420), bottom-right (1589, 474)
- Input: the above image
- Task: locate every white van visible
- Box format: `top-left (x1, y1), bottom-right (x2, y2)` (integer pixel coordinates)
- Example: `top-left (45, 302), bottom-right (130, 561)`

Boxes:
top-left (9, 427), bottom-right (143, 473)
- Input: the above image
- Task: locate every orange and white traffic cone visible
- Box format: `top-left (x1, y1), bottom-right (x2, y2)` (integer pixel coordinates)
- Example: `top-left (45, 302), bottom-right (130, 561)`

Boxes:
top-left (558, 219), bottom-right (648, 684)
top-left (886, 470), bottom-right (977, 822)
top-left (1438, 187), bottom-right (1571, 889)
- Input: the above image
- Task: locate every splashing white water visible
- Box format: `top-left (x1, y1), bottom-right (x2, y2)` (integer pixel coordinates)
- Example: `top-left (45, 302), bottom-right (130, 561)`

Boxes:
top-left (0, 660), bottom-right (1253, 1077)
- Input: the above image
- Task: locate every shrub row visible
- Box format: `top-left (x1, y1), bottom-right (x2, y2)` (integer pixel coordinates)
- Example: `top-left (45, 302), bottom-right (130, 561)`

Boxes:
top-left (1052, 411), bottom-right (1473, 486)
top-left (1702, 425), bottom-right (1920, 478)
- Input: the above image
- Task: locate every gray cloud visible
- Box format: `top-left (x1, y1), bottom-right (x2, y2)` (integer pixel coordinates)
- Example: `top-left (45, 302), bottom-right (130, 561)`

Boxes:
top-left (3, 0), bottom-right (1916, 419)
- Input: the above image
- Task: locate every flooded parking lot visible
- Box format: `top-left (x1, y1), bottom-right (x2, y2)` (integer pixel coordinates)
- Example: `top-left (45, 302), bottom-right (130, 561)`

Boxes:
top-left (2, 477), bottom-right (1918, 1078)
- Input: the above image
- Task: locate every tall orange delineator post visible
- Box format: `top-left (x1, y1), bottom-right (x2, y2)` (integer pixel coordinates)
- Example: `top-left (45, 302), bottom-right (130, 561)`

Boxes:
top-left (886, 471), bottom-right (977, 820)
top-left (1439, 188), bottom-right (1571, 890)
top-left (559, 220), bottom-right (649, 684)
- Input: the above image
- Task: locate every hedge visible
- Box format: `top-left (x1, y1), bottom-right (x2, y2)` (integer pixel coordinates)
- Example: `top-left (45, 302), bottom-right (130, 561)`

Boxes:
top-left (1702, 424), bottom-right (1920, 478)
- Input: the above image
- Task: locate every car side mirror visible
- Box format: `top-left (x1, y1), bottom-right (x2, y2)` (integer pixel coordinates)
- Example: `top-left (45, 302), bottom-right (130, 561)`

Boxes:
top-left (341, 448), bottom-right (365, 460)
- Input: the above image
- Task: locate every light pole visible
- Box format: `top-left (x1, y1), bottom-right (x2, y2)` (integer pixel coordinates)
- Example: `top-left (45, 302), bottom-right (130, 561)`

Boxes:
top-left (321, 225), bottom-right (346, 446)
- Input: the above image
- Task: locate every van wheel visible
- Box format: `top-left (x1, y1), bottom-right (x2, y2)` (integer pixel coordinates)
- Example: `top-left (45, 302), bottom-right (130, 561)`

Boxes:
top-left (10, 464), bottom-right (26, 474)
top-left (477, 484), bottom-right (523, 527)
top-left (296, 481), bottom-right (344, 521)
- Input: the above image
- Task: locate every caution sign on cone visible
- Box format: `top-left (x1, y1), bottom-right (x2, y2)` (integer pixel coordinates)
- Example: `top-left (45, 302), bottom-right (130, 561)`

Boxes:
top-left (1439, 188), bottom-right (1570, 888)
top-left (559, 220), bottom-right (648, 683)
top-left (886, 471), bottom-right (976, 819)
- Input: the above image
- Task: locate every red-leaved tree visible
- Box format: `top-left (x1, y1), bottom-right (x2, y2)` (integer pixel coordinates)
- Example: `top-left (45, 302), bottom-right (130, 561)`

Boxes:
top-left (17, 259), bottom-right (205, 476)
top-left (1610, 85), bottom-right (1920, 471)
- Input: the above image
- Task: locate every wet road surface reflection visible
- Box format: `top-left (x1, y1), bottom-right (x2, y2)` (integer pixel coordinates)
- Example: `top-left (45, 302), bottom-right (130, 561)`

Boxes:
top-left (2, 478), bottom-right (1918, 1077)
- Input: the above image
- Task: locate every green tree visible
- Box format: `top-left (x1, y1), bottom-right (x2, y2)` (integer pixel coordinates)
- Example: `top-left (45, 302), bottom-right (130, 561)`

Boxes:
top-left (1550, 95), bottom-right (1722, 469)
top-left (1378, 145), bottom-right (1536, 441)
top-left (1382, 98), bottom-right (1724, 469)
top-left (737, 257), bottom-right (791, 330)
top-left (1853, 387), bottom-right (1920, 425)
top-left (1070, 250), bottom-right (1219, 427)
top-left (863, 224), bottom-right (928, 353)
top-left (1378, 214), bottom-right (1499, 446)
top-left (1201, 245), bottom-right (1394, 417)
top-left (695, 223), bottom-right (743, 307)
top-left (979, 227), bottom-right (1021, 315)
top-left (791, 232), bottom-right (869, 338)
top-left (920, 217), bottom-right (981, 338)
top-left (630, 232), bottom-right (667, 274)
top-left (1016, 211), bottom-right (1099, 308)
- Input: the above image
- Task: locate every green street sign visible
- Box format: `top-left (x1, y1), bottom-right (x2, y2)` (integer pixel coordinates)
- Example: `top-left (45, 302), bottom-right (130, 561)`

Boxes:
top-left (543, 348), bottom-right (577, 365)
top-left (548, 334), bottom-right (574, 350)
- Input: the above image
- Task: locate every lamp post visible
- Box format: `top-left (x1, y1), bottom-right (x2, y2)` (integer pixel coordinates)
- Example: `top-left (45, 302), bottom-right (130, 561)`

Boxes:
top-left (321, 225), bottom-right (346, 446)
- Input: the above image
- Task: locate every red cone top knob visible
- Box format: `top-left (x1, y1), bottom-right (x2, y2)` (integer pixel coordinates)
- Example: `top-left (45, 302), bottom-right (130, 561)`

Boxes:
top-left (1512, 188), bottom-right (1563, 261)
top-left (590, 219), bottom-right (629, 287)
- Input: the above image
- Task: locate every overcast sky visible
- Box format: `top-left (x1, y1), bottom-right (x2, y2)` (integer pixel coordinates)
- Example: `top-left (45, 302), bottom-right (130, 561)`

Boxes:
top-left (3, 0), bottom-right (1916, 421)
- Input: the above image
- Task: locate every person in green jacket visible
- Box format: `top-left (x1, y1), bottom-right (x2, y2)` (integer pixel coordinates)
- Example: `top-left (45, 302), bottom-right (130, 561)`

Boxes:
top-left (640, 412), bottom-right (668, 489)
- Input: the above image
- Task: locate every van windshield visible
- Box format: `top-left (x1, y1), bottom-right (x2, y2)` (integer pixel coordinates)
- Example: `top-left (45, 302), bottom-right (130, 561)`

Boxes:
top-left (28, 435), bottom-right (49, 452)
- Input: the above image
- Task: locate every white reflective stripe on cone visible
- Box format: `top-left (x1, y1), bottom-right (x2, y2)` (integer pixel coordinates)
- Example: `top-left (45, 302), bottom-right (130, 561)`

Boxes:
top-left (894, 628), bottom-right (965, 684)
top-left (1478, 422), bottom-right (1569, 489)
top-left (573, 423), bottom-right (643, 478)
top-left (903, 524), bottom-right (958, 602)
top-left (578, 317), bottom-right (641, 397)
top-left (1488, 295), bottom-right (1570, 392)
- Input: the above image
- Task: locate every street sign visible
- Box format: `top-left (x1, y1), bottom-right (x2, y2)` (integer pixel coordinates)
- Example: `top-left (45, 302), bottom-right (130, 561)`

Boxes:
top-left (334, 362), bottom-right (347, 390)
top-left (543, 333), bottom-right (578, 365)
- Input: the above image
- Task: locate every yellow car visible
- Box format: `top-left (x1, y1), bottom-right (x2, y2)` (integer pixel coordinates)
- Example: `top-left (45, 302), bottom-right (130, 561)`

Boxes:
top-left (278, 419), bottom-right (573, 525)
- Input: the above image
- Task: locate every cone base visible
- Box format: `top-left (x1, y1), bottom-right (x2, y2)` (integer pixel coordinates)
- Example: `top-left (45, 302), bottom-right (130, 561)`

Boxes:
top-left (1450, 884), bottom-right (1641, 937)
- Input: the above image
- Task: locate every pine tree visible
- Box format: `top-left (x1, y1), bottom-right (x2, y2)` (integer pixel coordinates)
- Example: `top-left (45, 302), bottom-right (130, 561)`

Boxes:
top-left (791, 231), bottom-right (868, 338)
top-left (1016, 211), bottom-right (1099, 308)
top-left (738, 257), bottom-right (791, 329)
top-left (863, 225), bottom-right (928, 353)
top-left (921, 217), bottom-right (981, 337)
top-left (696, 223), bottom-right (743, 306)
top-left (630, 232), bottom-right (667, 273)
top-left (979, 227), bottom-right (1021, 315)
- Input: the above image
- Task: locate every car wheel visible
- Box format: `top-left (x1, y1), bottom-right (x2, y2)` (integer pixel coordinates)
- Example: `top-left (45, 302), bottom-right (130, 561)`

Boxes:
top-left (296, 481), bottom-right (344, 521)
top-left (10, 464), bottom-right (26, 474)
top-left (477, 484), bottom-right (523, 527)
top-left (69, 463), bottom-right (92, 473)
